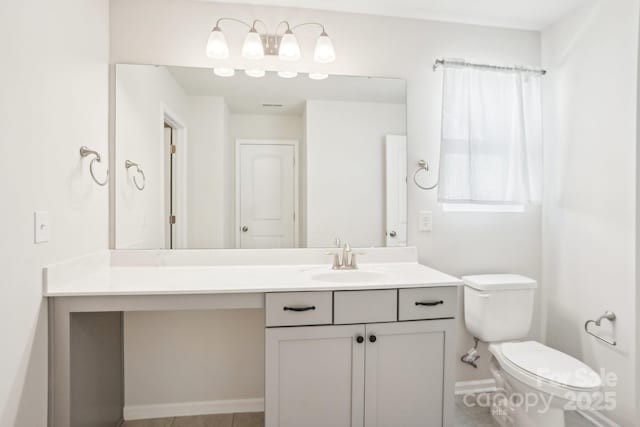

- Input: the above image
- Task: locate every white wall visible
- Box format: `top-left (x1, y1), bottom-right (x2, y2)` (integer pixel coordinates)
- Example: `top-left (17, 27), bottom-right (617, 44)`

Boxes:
top-left (541, 1), bottom-right (638, 424)
top-left (110, 0), bottom-right (542, 402)
top-left (124, 310), bottom-right (264, 407)
top-left (0, 0), bottom-right (110, 425)
top-left (115, 65), bottom-right (190, 249)
top-left (305, 100), bottom-right (406, 247)
top-left (187, 96), bottom-right (228, 248)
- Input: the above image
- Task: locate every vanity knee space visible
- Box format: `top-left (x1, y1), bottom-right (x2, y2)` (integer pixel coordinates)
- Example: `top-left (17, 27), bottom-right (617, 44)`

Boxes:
top-left (264, 286), bottom-right (458, 427)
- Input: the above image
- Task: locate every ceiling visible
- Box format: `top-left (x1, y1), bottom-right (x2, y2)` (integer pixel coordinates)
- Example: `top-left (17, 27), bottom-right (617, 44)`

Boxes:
top-left (168, 66), bottom-right (405, 115)
top-left (206, 0), bottom-right (588, 31)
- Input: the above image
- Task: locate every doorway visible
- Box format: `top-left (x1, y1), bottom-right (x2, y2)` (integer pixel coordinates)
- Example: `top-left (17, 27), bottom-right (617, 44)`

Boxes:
top-left (235, 140), bottom-right (299, 249)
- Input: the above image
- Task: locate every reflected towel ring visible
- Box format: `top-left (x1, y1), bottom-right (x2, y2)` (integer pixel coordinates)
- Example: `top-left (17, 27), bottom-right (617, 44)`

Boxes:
top-left (80, 146), bottom-right (108, 186)
top-left (125, 160), bottom-right (146, 191)
top-left (413, 160), bottom-right (438, 190)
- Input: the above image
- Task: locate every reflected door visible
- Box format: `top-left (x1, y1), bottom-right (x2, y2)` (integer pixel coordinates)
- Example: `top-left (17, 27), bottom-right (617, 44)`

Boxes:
top-left (237, 141), bottom-right (297, 248)
top-left (385, 135), bottom-right (407, 247)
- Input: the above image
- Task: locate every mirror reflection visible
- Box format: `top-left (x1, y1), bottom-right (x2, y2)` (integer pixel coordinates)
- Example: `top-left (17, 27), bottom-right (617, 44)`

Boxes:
top-left (115, 64), bottom-right (407, 249)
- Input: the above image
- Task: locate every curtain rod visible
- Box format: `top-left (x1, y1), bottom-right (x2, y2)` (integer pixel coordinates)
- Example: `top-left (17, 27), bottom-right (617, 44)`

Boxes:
top-left (433, 58), bottom-right (547, 75)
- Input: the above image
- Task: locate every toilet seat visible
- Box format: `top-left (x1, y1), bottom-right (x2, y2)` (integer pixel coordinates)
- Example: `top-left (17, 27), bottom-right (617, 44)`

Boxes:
top-left (489, 341), bottom-right (602, 398)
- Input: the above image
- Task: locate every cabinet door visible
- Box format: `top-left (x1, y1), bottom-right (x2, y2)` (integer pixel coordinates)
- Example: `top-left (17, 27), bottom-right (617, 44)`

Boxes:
top-left (364, 320), bottom-right (454, 427)
top-left (265, 325), bottom-right (366, 427)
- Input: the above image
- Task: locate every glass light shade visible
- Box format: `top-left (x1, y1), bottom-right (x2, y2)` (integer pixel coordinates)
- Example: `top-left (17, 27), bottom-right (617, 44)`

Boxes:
top-left (277, 70), bottom-right (298, 79)
top-left (245, 69), bottom-right (266, 78)
top-left (278, 30), bottom-right (301, 61)
top-left (308, 72), bottom-right (329, 80)
top-left (213, 67), bottom-right (235, 77)
top-left (206, 28), bottom-right (230, 59)
top-left (242, 29), bottom-right (265, 60)
top-left (314, 33), bottom-right (335, 63)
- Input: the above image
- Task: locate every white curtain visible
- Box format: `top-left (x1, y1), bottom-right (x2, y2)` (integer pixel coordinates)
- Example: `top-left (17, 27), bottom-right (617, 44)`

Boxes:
top-left (437, 64), bottom-right (542, 204)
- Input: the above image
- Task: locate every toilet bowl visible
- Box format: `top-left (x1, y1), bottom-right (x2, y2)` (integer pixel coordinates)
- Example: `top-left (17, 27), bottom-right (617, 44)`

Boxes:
top-left (462, 274), bottom-right (603, 427)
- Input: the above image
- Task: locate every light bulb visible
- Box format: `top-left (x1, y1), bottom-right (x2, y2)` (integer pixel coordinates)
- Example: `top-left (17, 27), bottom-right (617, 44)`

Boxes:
top-left (242, 28), bottom-right (265, 60)
top-left (213, 67), bottom-right (235, 77)
top-left (245, 69), bottom-right (266, 78)
top-left (278, 70), bottom-right (298, 79)
top-left (279, 30), bottom-right (301, 61)
top-left (314, 32), bottom-right (335, 64)
top-left (309, 72), bottom-right (329, 80)
top-left (206, 27), bottom-right (230, 59)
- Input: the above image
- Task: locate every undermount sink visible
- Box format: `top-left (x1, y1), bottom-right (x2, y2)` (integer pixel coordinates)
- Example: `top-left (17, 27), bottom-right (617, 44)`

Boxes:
top-left (311, 270), bottom-right (388, 283)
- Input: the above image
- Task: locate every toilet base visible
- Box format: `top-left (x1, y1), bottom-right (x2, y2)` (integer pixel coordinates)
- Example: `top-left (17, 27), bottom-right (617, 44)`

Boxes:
top-left (489, 357), bottom-right (568, 427)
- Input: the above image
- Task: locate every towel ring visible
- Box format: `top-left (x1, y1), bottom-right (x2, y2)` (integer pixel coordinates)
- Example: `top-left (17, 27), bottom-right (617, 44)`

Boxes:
top-left (413, 160), bottom-right (438, 190)
top-left (80, 146), bottom-right (108, 186)
top-left (584, 311), bottom-right (616, 346)
top-left (125, 160), bottom-right (146, 191)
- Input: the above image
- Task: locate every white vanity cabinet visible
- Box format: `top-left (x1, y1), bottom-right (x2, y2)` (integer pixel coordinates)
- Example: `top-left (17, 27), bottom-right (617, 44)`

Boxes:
top-left (265, 287), bottom-right (457, 427)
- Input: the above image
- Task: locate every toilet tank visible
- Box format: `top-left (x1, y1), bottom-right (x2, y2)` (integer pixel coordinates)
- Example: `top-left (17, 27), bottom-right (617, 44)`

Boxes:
top-left (463, 274), bottom-right (537, 342)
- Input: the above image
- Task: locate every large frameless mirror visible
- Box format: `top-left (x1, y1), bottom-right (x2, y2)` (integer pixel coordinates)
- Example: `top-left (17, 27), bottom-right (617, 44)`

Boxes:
top-left (114, 64), bottom-right (407, 249)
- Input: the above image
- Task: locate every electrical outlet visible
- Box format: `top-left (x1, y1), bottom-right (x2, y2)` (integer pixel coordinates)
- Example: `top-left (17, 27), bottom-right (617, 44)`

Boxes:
top-left (34, 211), bottom-right (50, 243)
top-left (419, 211), bottom-right (433, 232)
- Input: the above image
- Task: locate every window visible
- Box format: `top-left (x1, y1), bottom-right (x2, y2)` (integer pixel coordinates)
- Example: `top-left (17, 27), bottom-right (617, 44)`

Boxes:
top-left (437, 63), bottom-right (543, 207)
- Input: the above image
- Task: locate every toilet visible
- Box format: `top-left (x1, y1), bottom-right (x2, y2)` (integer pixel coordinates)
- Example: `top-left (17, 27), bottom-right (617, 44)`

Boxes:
top-left (462, 274), bottom-right (603, 427)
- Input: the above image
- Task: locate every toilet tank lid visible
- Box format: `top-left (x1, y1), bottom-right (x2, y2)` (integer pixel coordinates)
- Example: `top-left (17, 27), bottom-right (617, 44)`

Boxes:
top-left (462, 274), bottom-right (537, 291)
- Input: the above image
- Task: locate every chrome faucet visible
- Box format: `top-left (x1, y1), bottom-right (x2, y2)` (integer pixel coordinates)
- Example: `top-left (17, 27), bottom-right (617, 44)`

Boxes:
top-left (326, 238), bottom-right (359, 270)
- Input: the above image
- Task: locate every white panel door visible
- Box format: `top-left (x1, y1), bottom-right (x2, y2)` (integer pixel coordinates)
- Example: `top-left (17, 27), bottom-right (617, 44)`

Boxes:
top-left (238, 143), bottom-right (296, 248)
top-left (364, 320), bottom-right (448, 427)
top-left (265, 325), bottom-right (366, 427)
top-left (385, 135), bottom-right (407, 247)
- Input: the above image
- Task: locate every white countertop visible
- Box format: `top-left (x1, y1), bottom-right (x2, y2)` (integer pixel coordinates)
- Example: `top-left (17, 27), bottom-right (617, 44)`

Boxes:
top-left (44, 262), bottom-right (462, 297)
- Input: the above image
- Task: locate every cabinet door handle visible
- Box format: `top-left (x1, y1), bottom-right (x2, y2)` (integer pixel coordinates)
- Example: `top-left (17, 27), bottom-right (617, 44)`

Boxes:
top-left (356, 336), bottom-right (364, 344)
top-left (415, 300), bottom-right (444, 307)
top-left (369, 335), bottom-right (377, 343)
top-left (283, 305), bottom-right (316, 312)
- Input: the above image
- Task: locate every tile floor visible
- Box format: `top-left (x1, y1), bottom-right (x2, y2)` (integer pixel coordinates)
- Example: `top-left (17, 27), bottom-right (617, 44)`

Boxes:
top-left (121, 396), bottom-right (595, 427)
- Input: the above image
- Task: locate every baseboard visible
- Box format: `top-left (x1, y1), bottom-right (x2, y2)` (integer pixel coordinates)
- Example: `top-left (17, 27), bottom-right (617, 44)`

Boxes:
top-left (123, 398), bottom-right (264, 421)
top-left (455, 379), bottom-right (497, 395)
top-left (576, 409), bottom-right (621, 427)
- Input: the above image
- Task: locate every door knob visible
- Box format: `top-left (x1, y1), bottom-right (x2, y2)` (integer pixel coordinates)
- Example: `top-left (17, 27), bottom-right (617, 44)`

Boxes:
top-left (242, 226), bottom-right (248, 232)
top-left (356, 336), bottom-right (364, 344)
top-left (369, 335), bottom-right (377, 343)
top-left (389, 231), bottom-right (397, 238)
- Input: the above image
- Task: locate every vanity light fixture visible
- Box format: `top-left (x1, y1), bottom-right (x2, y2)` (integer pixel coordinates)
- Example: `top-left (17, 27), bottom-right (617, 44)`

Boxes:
top-left (206, 17), bottom-right (335, 78)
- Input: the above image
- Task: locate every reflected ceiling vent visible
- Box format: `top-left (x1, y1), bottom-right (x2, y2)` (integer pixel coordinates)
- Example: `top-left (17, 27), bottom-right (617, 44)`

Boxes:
top-left (261, 103), bottom-right (285, 108)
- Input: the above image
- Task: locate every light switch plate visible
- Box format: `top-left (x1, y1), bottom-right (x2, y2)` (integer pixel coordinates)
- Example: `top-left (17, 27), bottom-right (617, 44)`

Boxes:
top-left (419, 211), bottom-right (433, 232)
top-left (34, 211), bottom-right (50, 243)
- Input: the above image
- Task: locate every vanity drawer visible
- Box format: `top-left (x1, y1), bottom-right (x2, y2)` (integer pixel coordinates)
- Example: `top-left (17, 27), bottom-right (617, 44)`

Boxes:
top-left (334, 289), bottom-right (397, 324)
top-left (399, 287), bottom-right (458, 321)
top-left (266, 292), bottom-right (333, 327)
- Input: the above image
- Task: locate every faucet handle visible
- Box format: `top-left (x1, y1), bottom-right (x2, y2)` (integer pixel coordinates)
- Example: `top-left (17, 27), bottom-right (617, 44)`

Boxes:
top-left (324, 251), bottom-right (342, 270)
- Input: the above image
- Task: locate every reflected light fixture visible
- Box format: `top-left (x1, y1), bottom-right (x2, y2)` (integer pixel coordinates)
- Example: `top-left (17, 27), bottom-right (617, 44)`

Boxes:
top-left (245, 69), bottom-right (266, 78)
top-left (277, 70), bottom-right (298, 79)
top-left (308, 72), bottom-right (328, 80)
top-left (213, 67), bottom-right (235, 77)
top-left (206, 18), bottom-right (335, 78)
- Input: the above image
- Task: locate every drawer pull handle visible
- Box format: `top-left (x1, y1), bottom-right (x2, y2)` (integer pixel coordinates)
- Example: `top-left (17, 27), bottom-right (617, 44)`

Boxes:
top-left (283, 305), bottom-right (316, 312)
top-left (415, 300), bottom-right (444, 307)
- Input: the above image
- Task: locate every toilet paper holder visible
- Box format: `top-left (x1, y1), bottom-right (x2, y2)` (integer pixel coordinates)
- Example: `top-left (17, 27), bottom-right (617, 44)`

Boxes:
top-left (584, 311), bottom-right (616, 346)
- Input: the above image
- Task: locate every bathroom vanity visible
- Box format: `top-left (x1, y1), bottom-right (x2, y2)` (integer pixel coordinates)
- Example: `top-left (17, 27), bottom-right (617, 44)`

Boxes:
top-left (45, 248), bottom-right (461, 427)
